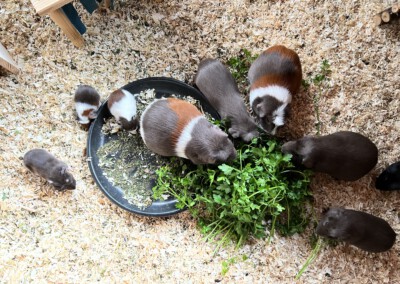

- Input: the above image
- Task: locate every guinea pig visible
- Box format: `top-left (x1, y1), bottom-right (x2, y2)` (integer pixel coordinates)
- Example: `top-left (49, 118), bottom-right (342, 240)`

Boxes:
top-left (281, 131), bottom-right (378, 181)
top-left (23, 149), bottom-right (76, 190)
top-left (248, 45), bottom-right (302, 134)
top-left (74, 85), bottom-right (101, 130)
top-left (107, 89), bottom-right (138, 131)
top-left (316, 207), bottom-right (396, 253)
top-left (194, 58), bottom-right (259, 142)
top-left (375, 161), bottom-right (400, 191)
top-left (140, 97), bottom-right (237, 165)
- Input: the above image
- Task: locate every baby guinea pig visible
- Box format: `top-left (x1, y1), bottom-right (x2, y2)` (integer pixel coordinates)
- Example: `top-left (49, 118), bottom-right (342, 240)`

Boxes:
top-left (140, 97), bottom-right (237, 165)
top-left (375, 161), bottom-right (400, 191)
top-left (23, 149), bottom-right (76, 190)
top-left (248, 45), bottom-right (302, 134)
top-left (108, 89), bottom-right (138, 131)
top-left (74, 85), bottom-right (101, 130)
top-left (316, 207), bottom-right (396, 253)
top-left (194, 58), bottom-right (259, 142)
top-left (281, 131), bottom-right (378, 181)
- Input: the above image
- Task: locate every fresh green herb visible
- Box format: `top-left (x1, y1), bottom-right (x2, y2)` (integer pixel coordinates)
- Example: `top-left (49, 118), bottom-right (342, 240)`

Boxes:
top-left (226, 49), bottom-right (258, 91)
top-left (303, 59), bottom-right (332, 135)
top-left (1, 191), bottom-right (8, 201)
top-left (221, 254), bottom-right (248, 276)
top-left (296, 237), bottom-right (324, 279)
top-left (153, 135), bottom-right (312, 250)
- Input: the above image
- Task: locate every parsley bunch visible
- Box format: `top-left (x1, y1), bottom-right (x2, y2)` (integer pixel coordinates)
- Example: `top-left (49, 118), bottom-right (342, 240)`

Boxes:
top-left (153, 136), bottom-right (312, 249)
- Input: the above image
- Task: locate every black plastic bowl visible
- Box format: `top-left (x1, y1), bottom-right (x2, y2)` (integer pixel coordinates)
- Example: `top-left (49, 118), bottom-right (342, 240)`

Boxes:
top-left (87, 77), bottom-right (220, 217)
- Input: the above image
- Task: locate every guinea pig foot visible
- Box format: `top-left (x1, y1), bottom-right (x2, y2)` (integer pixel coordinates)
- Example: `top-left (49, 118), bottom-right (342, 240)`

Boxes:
top-left (79, 123), bottom-right (91, 131)
top-left (228, 128), bottom-right (240, 139)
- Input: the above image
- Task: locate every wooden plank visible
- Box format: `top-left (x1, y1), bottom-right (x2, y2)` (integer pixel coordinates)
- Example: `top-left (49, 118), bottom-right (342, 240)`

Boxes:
top-left (30, 0), bottom-right (73, 16)
top-left (48, 9), bottom-right (84, 47)
top-left (0, 43), bottom-right (20, 74)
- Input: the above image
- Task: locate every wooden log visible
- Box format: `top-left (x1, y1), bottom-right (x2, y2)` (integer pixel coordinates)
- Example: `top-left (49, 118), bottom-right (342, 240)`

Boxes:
top-left (373, 14), bottom-right (382, 26)
top-left (392, 3), bottom-right (399, 14)
top-left (381, 10), bottom-right (391, 23)
top-left (374, 3), bottom-right (400, 26)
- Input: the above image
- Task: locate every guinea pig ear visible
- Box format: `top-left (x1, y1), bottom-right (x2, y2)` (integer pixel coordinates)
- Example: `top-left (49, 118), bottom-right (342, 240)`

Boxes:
top-left (253, 98), bottom-right (266, 117)
top-left (255, 103), bottom-right (266, 118)
top-left (60, 166), bottom-right (71, 175)
top-left (322, 207), bottom-right (330, 214)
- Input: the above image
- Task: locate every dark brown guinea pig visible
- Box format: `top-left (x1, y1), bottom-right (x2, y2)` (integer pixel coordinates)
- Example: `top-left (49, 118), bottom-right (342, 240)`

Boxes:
top-left (74, 85), bottom-right (101, 130)
top-left (23, 149), bottom-right (76, 190)
top-left (316, 208), bottom-right (396, 253)
top-left (194, 58), bottom-right (259, 142)
top-left (281, 131), bottom-right (378, 181)
top-left (140, 98), bottom-right (237, 165)
top-left (248, 45), bottom-right (302, 134)
top-left (375, 161), bottom-right (400, 191)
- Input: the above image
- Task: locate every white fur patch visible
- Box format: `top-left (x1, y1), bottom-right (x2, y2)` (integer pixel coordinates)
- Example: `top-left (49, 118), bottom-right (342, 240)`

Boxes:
top-left (175, 116), bottom-right (204, 159)
top-left (75, 102), bottom-right (98, 123)
top-left (272, 103), bottom-right (287, 127)
top-left (249, 85), bottom-right (292, 106)
top-left (109, 89), bottom-right (137, 122)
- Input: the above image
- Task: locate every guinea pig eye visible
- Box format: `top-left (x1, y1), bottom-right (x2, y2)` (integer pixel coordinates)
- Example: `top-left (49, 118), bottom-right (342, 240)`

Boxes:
top-left (66, 179), bottom-right (70, 183)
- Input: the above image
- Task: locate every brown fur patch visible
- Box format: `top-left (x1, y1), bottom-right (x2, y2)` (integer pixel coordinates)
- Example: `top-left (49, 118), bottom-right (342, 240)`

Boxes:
top-left (167, 98), bottom-right (202, 143)
top-left (107, 89), bottom-right (124, 108)
top-left (251, 45), bottom-right (302, 95)
top-left (82, 109), bottom-right (92, 117)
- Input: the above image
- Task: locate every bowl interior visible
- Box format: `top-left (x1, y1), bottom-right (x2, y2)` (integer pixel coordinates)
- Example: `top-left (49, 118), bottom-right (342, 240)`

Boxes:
top-left (87, 77), bottom-right (220, 217)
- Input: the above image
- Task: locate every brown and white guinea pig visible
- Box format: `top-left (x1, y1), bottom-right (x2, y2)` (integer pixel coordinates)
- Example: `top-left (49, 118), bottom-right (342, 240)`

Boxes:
top-left (23, 149), bottom-right (76, 190)
top-left (194, 58), bottom-right (259, 142)
top-left (140, 97), bottom-right (237, 165)
top-left (248, 45), bottom-right (302, 134)
top-left (316, 207), bottom-right (396, 253)
top-left (107, 89), bottom-right (139, 131)
top-left (74, 85), bottom-right (101, 130)
top-left (281, 131), bottom-right (378, 181)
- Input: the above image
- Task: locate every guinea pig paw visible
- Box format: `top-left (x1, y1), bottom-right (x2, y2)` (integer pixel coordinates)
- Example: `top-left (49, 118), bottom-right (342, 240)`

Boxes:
top-left (228, 128), bottom-right (240, 139)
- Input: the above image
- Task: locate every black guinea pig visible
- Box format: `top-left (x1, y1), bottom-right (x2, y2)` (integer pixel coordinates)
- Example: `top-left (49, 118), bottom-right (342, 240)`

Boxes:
top-left (316, 207), bottom-right (396, 253)
top-left (281, 131), bottom-right (378, 181)
top-left (23, 149), bottom-right (76, 190)
top-left (376, 161), bottom-right (400, 191)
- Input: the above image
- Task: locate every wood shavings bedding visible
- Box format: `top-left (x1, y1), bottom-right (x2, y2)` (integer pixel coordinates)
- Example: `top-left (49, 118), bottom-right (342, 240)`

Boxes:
top-left (0, 0), bottom-right (399, 283)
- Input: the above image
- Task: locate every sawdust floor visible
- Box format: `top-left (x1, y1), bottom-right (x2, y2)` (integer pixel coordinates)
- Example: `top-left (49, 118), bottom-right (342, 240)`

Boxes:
top-left (1, 0), bottom-right (399, 283)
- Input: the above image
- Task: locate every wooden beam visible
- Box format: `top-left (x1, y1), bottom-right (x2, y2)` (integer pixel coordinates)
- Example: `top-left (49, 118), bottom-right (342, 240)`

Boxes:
top-left (30, 0), bottom-right (73, 16)
top-left (0, 43), bottom-right (20, 74)
top-left (48, 9), bottom-right (84, 47)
